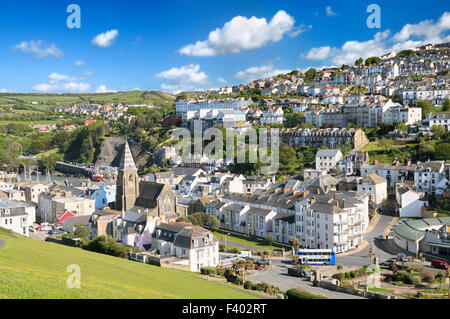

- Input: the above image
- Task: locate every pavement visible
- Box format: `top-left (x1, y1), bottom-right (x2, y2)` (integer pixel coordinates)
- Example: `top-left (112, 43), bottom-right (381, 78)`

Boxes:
top-left (247, 259), bottom-right (365, 299)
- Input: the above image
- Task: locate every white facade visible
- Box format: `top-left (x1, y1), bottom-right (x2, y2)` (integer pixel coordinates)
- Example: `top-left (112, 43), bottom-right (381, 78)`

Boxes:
top-left (315, 149), bottom-right (343, 172)
top-left (175, 99), bottom-right (252, 114)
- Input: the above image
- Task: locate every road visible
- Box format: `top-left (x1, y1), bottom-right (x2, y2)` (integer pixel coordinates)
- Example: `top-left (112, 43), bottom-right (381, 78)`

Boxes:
top-left (247, 258), bottom-right (365, 299)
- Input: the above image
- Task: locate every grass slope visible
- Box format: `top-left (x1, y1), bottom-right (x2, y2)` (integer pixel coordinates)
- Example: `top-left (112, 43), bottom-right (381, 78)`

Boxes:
top-left (0, 91), bottom-right (175, 114)
top-left (0, 229), bottom-right (255, 299)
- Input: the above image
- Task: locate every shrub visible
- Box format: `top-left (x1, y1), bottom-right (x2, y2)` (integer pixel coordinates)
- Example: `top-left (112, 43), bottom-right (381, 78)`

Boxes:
top-left (411, 275), bottom-right (421, 286)
top-left (286, 288), bottom-right (327, 299)
top-left (200, 266), bottom-right (217, 276)
top-left (332, 273), bottom-right (345, 281)
top-left (412, 265), bottom-right (424, 273)
top-left (344, 272), bottom-right (351, 279)
top-left (244, 280), bottom-right (253, 290)
top-left (421, 272), bottom-right (435, 283)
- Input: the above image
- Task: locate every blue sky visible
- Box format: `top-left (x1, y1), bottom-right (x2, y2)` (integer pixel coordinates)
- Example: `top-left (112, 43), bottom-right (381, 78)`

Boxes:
top-left (0, 0), bottom-right (449, 93)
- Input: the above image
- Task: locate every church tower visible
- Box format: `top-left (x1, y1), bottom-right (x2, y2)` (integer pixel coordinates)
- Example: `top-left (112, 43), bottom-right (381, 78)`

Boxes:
top-left (116, 139), bottom-right (139, 212)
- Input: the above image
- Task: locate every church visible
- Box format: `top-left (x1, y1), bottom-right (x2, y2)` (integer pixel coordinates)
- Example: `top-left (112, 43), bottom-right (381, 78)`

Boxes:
top-left (115, 138), bottom-right (182, 221)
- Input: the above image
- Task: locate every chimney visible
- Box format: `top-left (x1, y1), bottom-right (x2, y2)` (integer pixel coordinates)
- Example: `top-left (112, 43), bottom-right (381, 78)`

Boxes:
top-left (310, 197), bottom-right (316, 204)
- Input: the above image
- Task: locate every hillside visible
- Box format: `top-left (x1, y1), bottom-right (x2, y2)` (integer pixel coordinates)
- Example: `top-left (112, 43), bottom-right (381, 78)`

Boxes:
top-left (0, 91), bottom-right (175, 115)
top-left (0, 229), bottom-right (255, 299)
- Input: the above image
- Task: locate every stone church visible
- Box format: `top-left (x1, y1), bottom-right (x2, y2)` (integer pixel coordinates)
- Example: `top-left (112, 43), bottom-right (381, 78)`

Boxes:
top-left (115, 139), bottom-right (181, 223)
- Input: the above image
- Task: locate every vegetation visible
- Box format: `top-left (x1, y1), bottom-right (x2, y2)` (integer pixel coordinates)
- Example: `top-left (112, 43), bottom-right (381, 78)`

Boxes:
top-left (0, 227), bottom-right (255, 299)
top-left (286, 288), bottom-right (327, 299)
top-left (177, 213), bottom-right (220, 230)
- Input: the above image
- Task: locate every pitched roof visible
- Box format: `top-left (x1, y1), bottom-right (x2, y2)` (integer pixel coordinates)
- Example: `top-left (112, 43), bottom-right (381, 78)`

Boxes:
top-left (362, 174), bottom-right (387, 185)
top-left (119, 139), bottom-right (137, 171)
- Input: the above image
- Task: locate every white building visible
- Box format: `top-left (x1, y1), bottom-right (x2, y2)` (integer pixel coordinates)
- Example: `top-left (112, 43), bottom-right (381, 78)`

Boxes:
top-left (357, 174), bottom-right (387, 205)
top-left (152, 223), bottom-right (219, 272)
top-left (315, 149), bottom-right (343, 172)
top-left (414, 161), bottom-right (449, 195)
top-left (0, 206), bottom-right (29, 237)
top-left (396, 187), bottom-right (427, 218)
top-left (175, 99), bottom-right (252, 115)
top-left (381, 105), bottom-right (422, 125)
top-left (260, 107), bottom-right (284, 125)
top-left (427, 112), bottom-right (450, 132)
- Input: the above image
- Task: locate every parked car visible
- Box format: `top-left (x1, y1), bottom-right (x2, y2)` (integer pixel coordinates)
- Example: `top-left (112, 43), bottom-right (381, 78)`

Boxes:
top-left (377, 235), bottom-right (384, 240)
top-left (48, 229), bottom-right (65, 235)
top-left (431, 259), bottom-right (449, 270)
top-left (40, 226), bottom-right (52, 232)
top-left (380, 257), bottom-right (398, 267)
top-left (29, 226), bottom-right (35, 233)
top-left (287, 267), bottom-right (308, 278)
top-left (260, 258), bottom-right (271, 266)
top-left (397, 253), bottom-right (409, 262)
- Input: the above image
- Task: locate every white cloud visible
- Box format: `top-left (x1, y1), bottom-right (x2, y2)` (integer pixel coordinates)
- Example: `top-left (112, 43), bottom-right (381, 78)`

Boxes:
top-left (305, 46), bottom-right (332, 60)
top-left (217, 78), bottom-right (228, 84)
top-left (14, 40), bottom-right (63, 58)
top-left (32, 82), bottom-right (91, 93)
top-left (96, 85), bottom-right (116, 93)
top-left (92, 30), bottom-right (119, 48)
top-left (156, 64), bottom-right (210, 93)
top-left (304, 12), bottom-right (450, 65)
top-left (75, 60), bottom-right (85, 67)
top-left (32, 72), bottom-right (95, 93)
top-left (234, 63), bottom-right (290, 82)
top-left (0, 88), bottom-right (13, 93)
top-left (326, 6), bottom-right (338, 17)
top-left (179, 10), bottom-right (303, 56)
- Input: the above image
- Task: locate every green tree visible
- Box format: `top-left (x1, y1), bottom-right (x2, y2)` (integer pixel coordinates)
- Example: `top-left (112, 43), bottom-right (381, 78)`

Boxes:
top-left (265, 235), bottom-right (274, 247)
top-left (365, 56), bottom-right (381, 66)
top-left (416, 100), bottom-right (432, 119)
top-left (442, 98), bottom-right (450, 112)
top-left (304, 68), bottom-right (317, 83)
top-left (431, 125), bottom-right (446, 139)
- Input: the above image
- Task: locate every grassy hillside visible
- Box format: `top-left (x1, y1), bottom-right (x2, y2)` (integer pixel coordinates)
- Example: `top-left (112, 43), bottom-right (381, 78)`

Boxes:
top-left (0, 91), bottom-right (175, 115)
top-left (0, 229), bottom-right (255, 299)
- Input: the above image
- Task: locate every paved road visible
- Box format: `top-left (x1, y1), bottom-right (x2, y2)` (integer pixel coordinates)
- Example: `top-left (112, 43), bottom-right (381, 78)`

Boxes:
top-left (248, 259), bottom-right (365, 299)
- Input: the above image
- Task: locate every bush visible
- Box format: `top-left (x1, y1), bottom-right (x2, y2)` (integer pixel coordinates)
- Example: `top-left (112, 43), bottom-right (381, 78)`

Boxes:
top-left (411, 275), bottom-right (422, 286)
top-left (286, 288), bottom-right (327, 299)
top-left (332, 273), bottom-right (345, 281)
top-left (421, 272), bottom-right (435, 283)
top-left (200, 267), bottom-right (217, 276)
top-left (244, 280), bottom-right (253, 289)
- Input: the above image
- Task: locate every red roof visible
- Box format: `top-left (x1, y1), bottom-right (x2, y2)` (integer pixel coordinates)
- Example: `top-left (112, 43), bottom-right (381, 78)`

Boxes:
top-left (56, 210), bottom-right (76, 223)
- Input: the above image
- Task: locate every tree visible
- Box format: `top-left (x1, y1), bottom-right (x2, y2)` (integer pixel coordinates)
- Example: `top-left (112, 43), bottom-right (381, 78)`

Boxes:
top-left (260, 249), bottom-right (271, 266)
top-left (265, 235), bottom-right (274, 247)
top-left (234, 259), bottom-right (254, 282)
top-left (304, 68), bottom-right (317, 83)
top-left (355, 57), bottom-right (364, 66)
top-left (73, 224), bottom-right (90, 239)
top-left (431, 125), bottom-right (445, 139)
top-left (442, 98), bottom-right (450, 112)
top-left (416, 100), bottom-right (432, 119)
top-left (337, 264), bottom-right (344, 273)
top-left (365, 56), bottom-right (381, 66)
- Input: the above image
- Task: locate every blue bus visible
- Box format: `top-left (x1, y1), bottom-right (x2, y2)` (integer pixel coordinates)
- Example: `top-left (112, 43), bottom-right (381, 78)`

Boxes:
top-left (296, 249), bottom-right (336, 265)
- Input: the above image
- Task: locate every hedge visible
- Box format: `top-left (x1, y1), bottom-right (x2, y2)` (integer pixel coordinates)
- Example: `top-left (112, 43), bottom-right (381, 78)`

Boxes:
top-left (286, 288), bottom-right (327, 299)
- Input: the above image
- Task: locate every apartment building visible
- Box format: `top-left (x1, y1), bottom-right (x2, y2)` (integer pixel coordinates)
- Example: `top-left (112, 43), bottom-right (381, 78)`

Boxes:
top-left (315, 149), bottom-right (343, 172)
top-left (175, 99), bottom-right (252, 115)
top-left (414, 161), bottom-right (449, 195)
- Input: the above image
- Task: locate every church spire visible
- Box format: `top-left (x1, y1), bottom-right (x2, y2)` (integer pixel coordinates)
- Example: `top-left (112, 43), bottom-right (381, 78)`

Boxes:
top-left (119, 139), bottom-right (137, 171)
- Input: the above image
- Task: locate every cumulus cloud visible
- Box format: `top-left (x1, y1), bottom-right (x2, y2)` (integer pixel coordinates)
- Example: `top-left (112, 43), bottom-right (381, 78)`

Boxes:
top-left (304, 12), bottom-right (450, 65)
top-left (326, 6), bottom-right (338, 17)
top-left (14, 40), bottom-right (63, 58)
top-left (75, 60), bottom-right (85, 67)
top-left (217, 78), bottom-right (228, 84)
top-left (179, 10), bottom-right (305, 56)
top-left (156, 64), bottom-right (210, 93)
top-left (0, 88), bottom-right (13, 93)
top-left (32, 82), bottom-right (91, 93)
top-left (234, 63), bottom-right (290, 82)
top-left (92, 29), bottom-right (119, 48)
top-left (305, 46), bottom-right (332, 60)
top-left (32, 72), bottom-right (95, 93)
top-left (96, 85), bottom-right (116, 93)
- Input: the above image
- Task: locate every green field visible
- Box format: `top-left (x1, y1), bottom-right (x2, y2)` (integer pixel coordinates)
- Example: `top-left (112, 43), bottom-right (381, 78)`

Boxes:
top-left (212, 230), bottom-right (288, 252)
top-left (0, 91), bottom-right (175, 115)
top-left (0, 229), bottom-right (256, 299)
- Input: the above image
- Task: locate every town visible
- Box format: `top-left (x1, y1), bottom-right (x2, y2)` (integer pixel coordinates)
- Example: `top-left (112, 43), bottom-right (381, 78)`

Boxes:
top-left (1, 2), bottom-right (450, 303)
top-left (1, 41), bottom-right (450, 300)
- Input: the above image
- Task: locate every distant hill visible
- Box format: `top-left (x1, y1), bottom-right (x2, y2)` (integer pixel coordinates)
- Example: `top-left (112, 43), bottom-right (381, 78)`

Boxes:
top-left (0, 91), bottom-right (176, 113)
top-left (0, 228), bottom-right (255, 299)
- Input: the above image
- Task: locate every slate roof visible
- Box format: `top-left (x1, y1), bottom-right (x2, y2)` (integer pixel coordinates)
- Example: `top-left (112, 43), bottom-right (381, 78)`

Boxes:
top-left (119, 139), bottom-right (137, 170)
